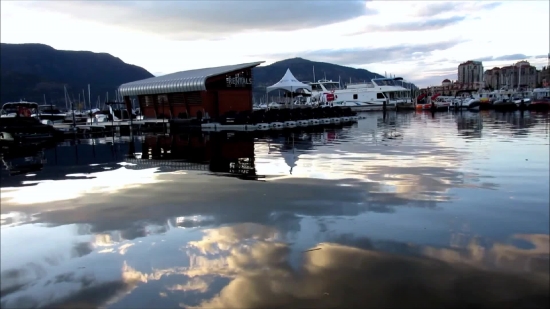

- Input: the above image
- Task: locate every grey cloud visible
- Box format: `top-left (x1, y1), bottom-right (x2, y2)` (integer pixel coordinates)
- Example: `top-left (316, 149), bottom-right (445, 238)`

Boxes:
top-left (414, 3), bottom-right (462, 17)
top-left (479, 2), bottom-right (503, 11)
top-left (414, 1), bottom-right (501, 17)
top-left (25, 1), bottom-right (374, 40)
top-left (474, 54), bottom-right (535, 62)
top-left (257, 39), bottom-right (467, 67)
top-left (360, 15), bottom-right (466, 33)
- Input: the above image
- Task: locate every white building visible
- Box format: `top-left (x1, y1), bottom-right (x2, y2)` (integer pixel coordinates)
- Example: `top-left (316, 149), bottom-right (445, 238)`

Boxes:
top-left (458, 60), bottom-right (484, 85)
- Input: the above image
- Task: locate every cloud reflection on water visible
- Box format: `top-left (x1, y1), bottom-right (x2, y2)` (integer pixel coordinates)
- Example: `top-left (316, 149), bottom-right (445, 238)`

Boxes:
top-left (0, 167), bottom-right (168, 205)
top-left (2, 222), bottom-right (547, 309)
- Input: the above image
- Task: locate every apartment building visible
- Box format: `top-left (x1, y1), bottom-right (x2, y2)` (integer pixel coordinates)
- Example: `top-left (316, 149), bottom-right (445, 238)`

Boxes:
top-left (458, 61), bottom-right (484, 85)
top-left (483, 61), bottom-right (539, 89)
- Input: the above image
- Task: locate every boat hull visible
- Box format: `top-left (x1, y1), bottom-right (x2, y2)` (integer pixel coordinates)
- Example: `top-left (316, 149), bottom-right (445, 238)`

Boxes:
top-left (39, 114), bottom-right (67, 122)
top-left (396, 103), bottom-right (416, 111)
top-left (528, 100), bottom-right (550, 111)
top-left (493, 102), bottom-right (530, 111)
top-left (330, 101), bottom-right (396, 111)
top-left (416, 104), bottom-right (449, 112)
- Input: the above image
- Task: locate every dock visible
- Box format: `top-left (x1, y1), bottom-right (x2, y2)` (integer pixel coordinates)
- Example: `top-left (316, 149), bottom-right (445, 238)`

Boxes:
top-left (53, 118), bottom-right (173, 137)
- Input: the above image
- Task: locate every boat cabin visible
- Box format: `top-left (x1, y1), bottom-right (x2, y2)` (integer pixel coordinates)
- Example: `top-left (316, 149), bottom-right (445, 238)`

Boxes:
top-left (533, 88), bottom-right (550, 99)
top-left (1, 102), bottom-right (40, 118)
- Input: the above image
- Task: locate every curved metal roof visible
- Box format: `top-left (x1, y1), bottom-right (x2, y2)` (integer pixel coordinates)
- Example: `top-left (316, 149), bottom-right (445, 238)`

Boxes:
top-left (119, 61), bottom-right (264, 97)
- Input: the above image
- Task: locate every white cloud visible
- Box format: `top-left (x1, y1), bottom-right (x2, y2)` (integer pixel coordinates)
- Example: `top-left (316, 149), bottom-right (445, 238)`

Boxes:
top-left (1, 1), bottom-right (548, 87)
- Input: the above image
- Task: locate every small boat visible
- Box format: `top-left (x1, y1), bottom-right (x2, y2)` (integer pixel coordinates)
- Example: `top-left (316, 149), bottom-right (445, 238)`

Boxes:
top-left (415, 93), bottom-right (450, 111)
top-left (36, 104), bottom-right (66, 122)
top-left (86, 101), bottom-right (142, 124)
top-left (529, 88), bottom-right (550, 111)
top-left (0, 102), bottom-right (64, 146)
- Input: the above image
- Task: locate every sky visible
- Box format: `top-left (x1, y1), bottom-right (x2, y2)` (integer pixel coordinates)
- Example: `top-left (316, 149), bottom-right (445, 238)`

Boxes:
top-left (1, 0), bottom-right (549, 87)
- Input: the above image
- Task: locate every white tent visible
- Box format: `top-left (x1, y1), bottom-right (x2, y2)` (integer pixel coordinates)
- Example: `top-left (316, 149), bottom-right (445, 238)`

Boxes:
top-left (266, 69), bottom-right (312, 93)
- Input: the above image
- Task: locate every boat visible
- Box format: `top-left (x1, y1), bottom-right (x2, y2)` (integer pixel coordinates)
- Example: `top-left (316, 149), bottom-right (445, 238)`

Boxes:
top-left (86, 101), bottom-right (142, 124)
top-left (0, 102), bottom-right (64, 146)
top-left (305, 77), bottom-right (415, 111)
top-left (450, 90), bottom-right (486, 110)
top-left (415, 93), bottom-right (450, 111)
top-left (528, 88), bottom-right (550, 111)
top-left (36, 104), bottom-right (67, 122)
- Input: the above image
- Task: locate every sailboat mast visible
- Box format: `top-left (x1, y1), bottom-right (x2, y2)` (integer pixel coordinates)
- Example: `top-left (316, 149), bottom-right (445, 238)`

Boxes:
top-left (313, 66), bottom-right (316, 82)
top-left (82, 89), bottom-right (86, 110)
top-left (64, 85), bottom-right (68, 110)
top-left (88, 84), bottom-right (91, 111)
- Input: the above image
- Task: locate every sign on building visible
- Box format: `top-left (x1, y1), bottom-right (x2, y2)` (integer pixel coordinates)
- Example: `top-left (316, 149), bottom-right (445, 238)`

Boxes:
top-left (226, 73), bottom-right (252, 88)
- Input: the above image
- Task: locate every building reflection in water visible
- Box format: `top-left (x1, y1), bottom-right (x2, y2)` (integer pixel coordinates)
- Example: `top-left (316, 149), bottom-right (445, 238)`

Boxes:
top-left (129, 132), bottom-right (258, 180)
top-left (456, 114), bottom-right (483, 139)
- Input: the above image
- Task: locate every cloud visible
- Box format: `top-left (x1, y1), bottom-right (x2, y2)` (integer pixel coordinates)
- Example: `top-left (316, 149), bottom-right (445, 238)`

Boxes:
top-left (23, 1), bottom-right (375, 40)
top-left (258, 39), bottom-right (467, 67)
top-left (413, 1), bottom-right (502, 17)
top-left (474, 54), bottom-right (538, 62)
top-left (355, 15), bottom-right (466, 33)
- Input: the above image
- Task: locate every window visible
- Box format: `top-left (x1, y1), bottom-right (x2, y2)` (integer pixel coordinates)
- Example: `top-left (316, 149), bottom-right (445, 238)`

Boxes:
top-left (323, 83), bottom-right (340, 91)
top-left (353, 94), bottom-right (358, 100)
top-left (145, 95), bottom-right (155, 106)
top-left (157, 95), bottom-right (168, 104)
top-left (377, 93), bottom-right (385, 99)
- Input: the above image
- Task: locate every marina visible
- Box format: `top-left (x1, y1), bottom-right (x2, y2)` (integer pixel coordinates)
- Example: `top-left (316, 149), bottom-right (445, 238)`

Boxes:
top-left (2, 0), bottom-right (549, 306)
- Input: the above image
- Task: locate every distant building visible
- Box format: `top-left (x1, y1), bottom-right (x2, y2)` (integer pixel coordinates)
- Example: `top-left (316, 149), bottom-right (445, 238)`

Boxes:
top-left (420, 79), bottom-right (469, 96)
top-left (539, 66), bottom-right (549, 87)
top-left (483, 60), bottom-right (539, 89)
top-left (458, 60), bottom-right (484, 85)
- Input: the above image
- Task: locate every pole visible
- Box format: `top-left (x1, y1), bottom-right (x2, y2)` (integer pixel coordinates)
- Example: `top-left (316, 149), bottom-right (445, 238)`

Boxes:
top-left (291, 86), bottom-right (293, 109)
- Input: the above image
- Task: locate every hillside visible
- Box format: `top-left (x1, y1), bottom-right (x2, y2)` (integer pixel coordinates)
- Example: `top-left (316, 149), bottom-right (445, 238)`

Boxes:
top-left (0, 43), bottom-right (154, 106)
top-left (1, 44), bottom-right (417, 106)
top-left (253, 57), bottom-right (383, 88)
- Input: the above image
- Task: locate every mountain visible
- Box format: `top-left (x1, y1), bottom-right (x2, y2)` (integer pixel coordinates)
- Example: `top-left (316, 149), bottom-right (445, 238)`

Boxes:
top-left (1, 44), bottom-right (417, 107)
top-left (253, 57), bottom-right (383, 89)
top-left (0, 43), bottom-right (154, 107)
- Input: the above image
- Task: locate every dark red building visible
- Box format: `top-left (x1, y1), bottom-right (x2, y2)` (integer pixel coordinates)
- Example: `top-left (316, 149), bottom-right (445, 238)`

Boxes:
top-left (118, 61), bottom-right (264, 119)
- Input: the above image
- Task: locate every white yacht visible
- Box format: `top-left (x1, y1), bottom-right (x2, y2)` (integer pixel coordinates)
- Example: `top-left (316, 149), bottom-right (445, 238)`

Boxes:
top-left (36, 105), bottom-right (66, 122)
top-left (86, 102), bottom-right (142, 124)
top-left (304, 78), bottom-right (413, 111)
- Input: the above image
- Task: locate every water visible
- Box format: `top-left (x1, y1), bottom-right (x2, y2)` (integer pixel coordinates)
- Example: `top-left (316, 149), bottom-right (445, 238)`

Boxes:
top-left (1, 111), bottom-right (549, 308)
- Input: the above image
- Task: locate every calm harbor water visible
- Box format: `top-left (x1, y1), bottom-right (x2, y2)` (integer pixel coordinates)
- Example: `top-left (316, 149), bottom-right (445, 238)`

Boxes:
top-left (1, 111), bottom-right (549, 308)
